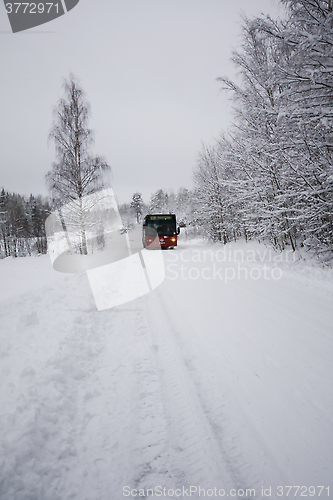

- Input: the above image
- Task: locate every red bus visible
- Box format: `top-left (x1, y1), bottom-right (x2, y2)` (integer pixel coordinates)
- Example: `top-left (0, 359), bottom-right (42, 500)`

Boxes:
top-left (143, 214), bottom-right (180, 249)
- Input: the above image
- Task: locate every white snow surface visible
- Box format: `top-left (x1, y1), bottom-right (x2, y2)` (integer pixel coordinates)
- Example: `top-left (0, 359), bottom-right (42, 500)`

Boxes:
top-left (0, 239), bottom-right (332, 500)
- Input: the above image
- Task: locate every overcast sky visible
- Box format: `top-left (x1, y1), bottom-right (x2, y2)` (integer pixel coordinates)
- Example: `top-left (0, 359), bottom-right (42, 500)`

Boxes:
top-left (0, 0), bottom-right (284, 205)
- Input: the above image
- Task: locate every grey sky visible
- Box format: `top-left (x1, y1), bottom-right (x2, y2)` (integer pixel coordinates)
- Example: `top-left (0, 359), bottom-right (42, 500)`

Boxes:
top-left (0, 0), bottom-right (283, 205)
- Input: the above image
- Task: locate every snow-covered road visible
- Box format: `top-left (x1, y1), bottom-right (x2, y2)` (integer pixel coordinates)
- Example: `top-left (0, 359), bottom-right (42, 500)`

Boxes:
top-left (0, 240), bottom-right (332, 499)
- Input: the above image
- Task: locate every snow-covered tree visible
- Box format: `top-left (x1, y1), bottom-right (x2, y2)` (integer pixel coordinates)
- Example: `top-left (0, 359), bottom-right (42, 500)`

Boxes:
top-left (130, 192), bottom-right (144, 223)
top-left (148, 189), bottom-right (169, 213)
top-left (217, 16), bottom-right (300, 250)
top-left (250, 0), bottom-right (333, 254)
top-left (0, 190), bottom-right (50, 257)
top-left (175, 187), bottom-right (192, 226)
top-left (193, 145), bottom-right (231, 243)
top-left (46, 74), bottom-right (111, 254)
top-left (190, 1), bottom-right (332, 257)
top-left (0, 188), bottom-right (9, 257)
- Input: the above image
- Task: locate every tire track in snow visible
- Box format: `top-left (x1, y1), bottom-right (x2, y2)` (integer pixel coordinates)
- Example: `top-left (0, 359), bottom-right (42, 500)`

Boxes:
top-left (143, 290), bottom-right (242, 497)
top-left (115, 303), bottom-right (177, 495)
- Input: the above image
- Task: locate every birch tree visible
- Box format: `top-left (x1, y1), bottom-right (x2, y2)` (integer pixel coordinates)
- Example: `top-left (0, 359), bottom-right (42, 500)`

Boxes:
top-left (46, 74), bottom-right (111, 254)
top-left (217, 17), bottom-right (298, 250)
top-left (193, 145), bottom-right (231, 243)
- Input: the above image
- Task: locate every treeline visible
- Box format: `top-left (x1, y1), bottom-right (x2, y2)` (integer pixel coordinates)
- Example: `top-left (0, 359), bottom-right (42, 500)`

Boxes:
top-left (193, 0), bottom-right (333, 260)
top-left (0, 186), bottom-right (196, 259)
top-left (119, 188), bottom-right (195, 230)
top-left (0, 189), bottom-right (51, 258)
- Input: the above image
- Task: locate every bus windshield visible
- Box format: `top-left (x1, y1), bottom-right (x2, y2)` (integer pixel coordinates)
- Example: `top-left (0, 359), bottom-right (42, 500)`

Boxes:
top-left (145, 215), bottom-right (176, 236)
